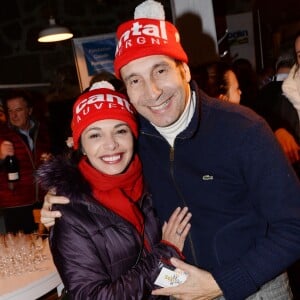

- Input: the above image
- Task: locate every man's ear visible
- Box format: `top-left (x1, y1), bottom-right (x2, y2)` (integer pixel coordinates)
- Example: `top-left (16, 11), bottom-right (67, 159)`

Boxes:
top-left (182, 62), bottom-right (191, 83)
top-left (218, 94), bottom-right (229, 101)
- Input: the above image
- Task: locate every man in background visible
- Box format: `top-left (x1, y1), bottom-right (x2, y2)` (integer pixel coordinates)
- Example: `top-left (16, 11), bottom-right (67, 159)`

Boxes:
top-left (0, 89), bottom-right (51, 233)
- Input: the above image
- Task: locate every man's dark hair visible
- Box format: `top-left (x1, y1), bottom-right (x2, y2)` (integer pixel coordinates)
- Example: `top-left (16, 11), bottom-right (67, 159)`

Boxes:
top-left (3, 89), bottom-right (34, 110)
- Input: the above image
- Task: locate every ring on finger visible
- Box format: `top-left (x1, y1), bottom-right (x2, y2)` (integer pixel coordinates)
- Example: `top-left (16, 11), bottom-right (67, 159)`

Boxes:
top-left (176, 230), bottom-right (181, 236)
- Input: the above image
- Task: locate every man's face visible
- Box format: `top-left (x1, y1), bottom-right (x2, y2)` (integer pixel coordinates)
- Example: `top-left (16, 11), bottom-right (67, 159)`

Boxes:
top-left (7, 97), bottom-right (32, 130)
top-left (120, 55), bottom-right (191, 127)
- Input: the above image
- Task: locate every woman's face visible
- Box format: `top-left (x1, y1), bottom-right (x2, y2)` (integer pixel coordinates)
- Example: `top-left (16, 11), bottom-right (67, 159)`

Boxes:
top-left (81, 119), bottom-right (134, 175)
top-left (295, 36), bottom-right (300, 65)
top-left (223, 70), bottom-right (242, 104)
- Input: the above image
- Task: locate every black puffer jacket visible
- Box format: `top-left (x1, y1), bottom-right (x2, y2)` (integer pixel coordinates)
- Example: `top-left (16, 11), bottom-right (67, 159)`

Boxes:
top-left (37, 156), bottom-right (181, 299)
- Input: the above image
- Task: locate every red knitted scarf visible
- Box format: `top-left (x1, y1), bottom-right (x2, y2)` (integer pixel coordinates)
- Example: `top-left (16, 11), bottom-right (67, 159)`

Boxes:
top-left (78, 154), bottom-right (145, 236)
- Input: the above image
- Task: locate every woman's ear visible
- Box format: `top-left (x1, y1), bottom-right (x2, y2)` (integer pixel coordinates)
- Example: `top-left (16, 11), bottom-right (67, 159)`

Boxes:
top-left (81, 146), bottom-right (87, 156)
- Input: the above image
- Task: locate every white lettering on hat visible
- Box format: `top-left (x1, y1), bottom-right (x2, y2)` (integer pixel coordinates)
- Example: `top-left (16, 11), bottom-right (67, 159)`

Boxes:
top-left (116, 20), bottom-right (167, 54)
top-left (76, 101), bottom-right (131, 124)
top-left (75, 93), bottom-right (133, 117)
top-left (124, 36), bottom-right (162, 49)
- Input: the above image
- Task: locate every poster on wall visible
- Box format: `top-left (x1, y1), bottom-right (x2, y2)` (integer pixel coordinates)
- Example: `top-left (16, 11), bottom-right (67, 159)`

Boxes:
top-left (72, 33), bottom-right (116, 91)
top-left (226, 12), bottom-right (256, 69)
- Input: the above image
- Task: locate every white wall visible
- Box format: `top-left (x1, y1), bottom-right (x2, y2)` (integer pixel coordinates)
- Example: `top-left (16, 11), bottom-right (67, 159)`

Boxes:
top-left (170, 0), bottom-right (218, 66)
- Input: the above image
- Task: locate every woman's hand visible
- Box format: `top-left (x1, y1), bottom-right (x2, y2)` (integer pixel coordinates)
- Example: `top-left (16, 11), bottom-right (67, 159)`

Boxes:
top-left (162, 207), bottom-right (191, 251)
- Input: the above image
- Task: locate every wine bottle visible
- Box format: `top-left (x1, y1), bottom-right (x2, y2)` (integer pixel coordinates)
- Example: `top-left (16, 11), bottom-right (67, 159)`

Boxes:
top-left (6, 155), bottom-right (20, 181)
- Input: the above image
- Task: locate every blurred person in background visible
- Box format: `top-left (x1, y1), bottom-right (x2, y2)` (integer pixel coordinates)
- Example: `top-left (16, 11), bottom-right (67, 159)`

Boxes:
top-left (282, 31), bottom-right (300, 132)
top-left (0, 89), bottom-right (51, 233)
top-left (233, 58), bottom-right (260, 109)
top-left (256, 50), bottom-right (300, 173)
top-left (0, 100), bottom-right (6, 124)
top-left (201, 61), bottom-right (242, 104)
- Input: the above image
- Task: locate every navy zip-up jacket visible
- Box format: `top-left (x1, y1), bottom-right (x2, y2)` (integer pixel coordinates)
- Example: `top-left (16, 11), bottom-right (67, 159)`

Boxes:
top-left (138, 81), bottom-right (300, 300)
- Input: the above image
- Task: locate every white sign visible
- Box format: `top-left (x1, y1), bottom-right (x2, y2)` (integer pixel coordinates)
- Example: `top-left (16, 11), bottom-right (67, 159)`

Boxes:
top-left (226, 12), bottom-right (256, 69)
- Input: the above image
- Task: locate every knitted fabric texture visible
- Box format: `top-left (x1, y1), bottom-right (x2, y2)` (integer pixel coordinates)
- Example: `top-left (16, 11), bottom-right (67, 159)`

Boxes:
top-left (114, 0), bottom-right (188, 78)
top-left (71, 81), bottom-right (138, 149)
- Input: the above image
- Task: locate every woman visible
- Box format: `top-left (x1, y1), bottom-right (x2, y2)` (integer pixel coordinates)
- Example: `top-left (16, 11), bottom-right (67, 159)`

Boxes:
top-left (201, 61), bottom-right (242, 104)
top-left (282, 31), bottom-right (300, 121)
top-left (36, 81), bottom-right (191, 299)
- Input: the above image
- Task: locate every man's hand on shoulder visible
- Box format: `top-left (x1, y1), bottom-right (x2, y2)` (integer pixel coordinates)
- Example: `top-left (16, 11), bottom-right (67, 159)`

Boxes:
top-left (41, 190), bottom-right (70, 228)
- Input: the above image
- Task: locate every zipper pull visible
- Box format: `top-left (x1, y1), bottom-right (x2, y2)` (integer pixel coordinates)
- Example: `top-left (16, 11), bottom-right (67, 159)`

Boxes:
top-left (169, 147), bottom-right (174, 162)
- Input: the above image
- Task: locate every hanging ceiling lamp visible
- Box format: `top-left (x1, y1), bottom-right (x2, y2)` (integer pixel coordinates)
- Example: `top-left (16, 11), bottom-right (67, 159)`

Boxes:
top-left (38, 17), bottom-right (73, 43)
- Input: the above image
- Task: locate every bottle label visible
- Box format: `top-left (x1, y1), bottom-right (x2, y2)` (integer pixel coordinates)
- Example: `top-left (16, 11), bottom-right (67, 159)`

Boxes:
top-left (8, 172), bottom-right (19, 181)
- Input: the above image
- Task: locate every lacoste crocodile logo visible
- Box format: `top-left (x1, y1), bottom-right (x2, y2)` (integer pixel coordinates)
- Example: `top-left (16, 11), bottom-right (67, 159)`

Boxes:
top-left (202, 175), bottom-right (214, 181)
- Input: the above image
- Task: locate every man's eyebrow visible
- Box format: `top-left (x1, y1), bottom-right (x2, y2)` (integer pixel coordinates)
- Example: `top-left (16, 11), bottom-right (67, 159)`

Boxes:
top-left (8, 107), bottom-right (26, 111)
top-left (123, 62), bottom-right (170, 82)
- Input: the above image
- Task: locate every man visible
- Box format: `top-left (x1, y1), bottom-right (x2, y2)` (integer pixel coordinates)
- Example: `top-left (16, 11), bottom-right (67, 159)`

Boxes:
top-left (41, 1), bottom-right (300, 299)
top-left (0, 89), bottom-right (50, 233)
